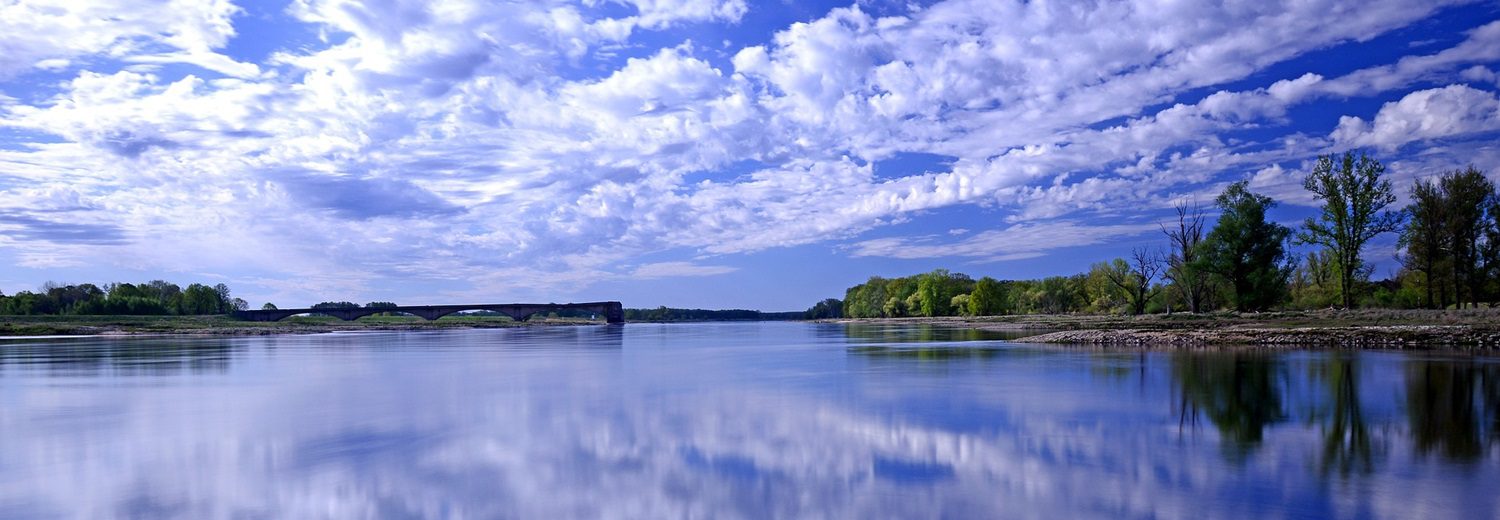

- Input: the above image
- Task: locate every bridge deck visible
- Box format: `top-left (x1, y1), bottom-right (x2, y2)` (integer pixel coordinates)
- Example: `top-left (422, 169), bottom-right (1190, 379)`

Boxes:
top-left (230, 301), bottom-right (624, 324)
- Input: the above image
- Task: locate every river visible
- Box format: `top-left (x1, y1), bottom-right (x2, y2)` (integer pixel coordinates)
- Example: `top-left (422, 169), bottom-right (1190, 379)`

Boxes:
top-left (1, 322), bottom-right (1497, 519)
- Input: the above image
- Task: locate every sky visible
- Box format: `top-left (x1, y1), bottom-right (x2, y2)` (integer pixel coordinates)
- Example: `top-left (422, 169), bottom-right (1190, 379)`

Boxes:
top-left (1, 0), bottom-right (1499, 311)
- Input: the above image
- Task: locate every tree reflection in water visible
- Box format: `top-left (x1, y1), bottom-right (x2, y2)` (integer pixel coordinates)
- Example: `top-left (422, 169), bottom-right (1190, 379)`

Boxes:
top-left (1404, 358), bottom-right (1500, 463)
top-left (0, 338), bottom-right (239, 376)
top-left (1172, 352), bottom-right (1287, 463)
top-left (839, 324), bottom-right (1029, 344)
top-left (1311, 354), bottom-right (1377, 476)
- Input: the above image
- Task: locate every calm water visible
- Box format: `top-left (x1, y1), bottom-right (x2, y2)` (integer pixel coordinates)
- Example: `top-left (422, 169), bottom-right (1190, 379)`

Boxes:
top-left (1, 323), bottom-right (1498, 519)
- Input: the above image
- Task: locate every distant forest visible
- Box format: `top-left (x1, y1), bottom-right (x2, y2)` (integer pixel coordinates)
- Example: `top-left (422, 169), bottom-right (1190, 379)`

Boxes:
top-left (0, 286), bottom-right (809, 322)
top-left (0, 280), bottom-right (245, 316)
top-left (813, 154), bottom-right (1500, 318)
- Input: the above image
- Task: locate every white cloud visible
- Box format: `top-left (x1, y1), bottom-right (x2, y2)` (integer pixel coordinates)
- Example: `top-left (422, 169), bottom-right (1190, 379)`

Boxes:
top-left (1317, 20), bottom-right (1500, 97)
top-left (0, 0), bottom-right (1497, 304)
top-left (848, 222), bottom-right (1160, 261)
top-left (1461, 65), bottom-right (1499, 86)
top-left (0, 0), bottom-right (255, 78)
top-left (630, 261), bottom-right (737, 279)
top-left (1332, 84), bottom-right (1500, 149)
top-left (626, 0), bottom-right (747, 29)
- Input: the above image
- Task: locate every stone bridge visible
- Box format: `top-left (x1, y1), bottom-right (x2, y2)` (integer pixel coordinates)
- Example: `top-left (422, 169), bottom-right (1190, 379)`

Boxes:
top-left (230, 301), bottom-right (624, 324)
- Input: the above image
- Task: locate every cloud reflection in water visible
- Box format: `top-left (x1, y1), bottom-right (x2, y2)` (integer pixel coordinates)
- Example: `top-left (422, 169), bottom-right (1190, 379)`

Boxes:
top-left (0, 324), bottom-right (1497, 519)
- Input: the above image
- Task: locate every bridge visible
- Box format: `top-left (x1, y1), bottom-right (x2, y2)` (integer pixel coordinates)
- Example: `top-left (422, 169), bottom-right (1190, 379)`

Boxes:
top-left (230, 301), bottom-right (624, 324)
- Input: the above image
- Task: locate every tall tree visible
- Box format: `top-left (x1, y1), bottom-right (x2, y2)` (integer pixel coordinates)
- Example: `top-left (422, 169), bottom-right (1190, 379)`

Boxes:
top-left (1438, 167), bottom-right (1495, 308)
top-left (1487, 193), bottom-right (1500, 303)
top-left (1162, 202), bottom-right (1208, 313)
top-left (1399, 178), bottom-right (1450, 309)
top-left (1298, 152), bottom-right (1403, 309)
top-left (1197, 181), bottom-right (1293, 312)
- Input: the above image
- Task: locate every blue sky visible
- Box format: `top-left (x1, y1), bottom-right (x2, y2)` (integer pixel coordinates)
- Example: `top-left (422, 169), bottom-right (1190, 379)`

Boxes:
top-left (1, 0), bottom-right (1499, 310)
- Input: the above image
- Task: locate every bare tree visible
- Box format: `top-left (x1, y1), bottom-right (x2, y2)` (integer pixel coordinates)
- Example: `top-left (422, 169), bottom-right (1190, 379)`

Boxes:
top-left (1161, 202), bottom-right (1208, 312)
top-left (1106, 247), bottom-right (1165, 315)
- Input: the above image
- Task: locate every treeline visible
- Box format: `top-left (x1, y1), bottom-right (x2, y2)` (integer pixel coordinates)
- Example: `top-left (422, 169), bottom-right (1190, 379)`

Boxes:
top-left (625, 307), bottom-right (803, 322)
top-left (824, 152), bottom-right (1500, 317)
top-left (0, 281), bottom-right (247, 316)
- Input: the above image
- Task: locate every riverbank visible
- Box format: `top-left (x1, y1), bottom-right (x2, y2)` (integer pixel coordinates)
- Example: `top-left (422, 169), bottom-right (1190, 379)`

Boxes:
top-left (0, 314), bottom-right (601, 337)
top-left (833, 308), bottom-right (1500, 349)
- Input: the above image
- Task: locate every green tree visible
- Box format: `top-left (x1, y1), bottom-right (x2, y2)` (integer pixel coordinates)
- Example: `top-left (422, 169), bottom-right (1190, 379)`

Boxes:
top-left (180, 284), bottom-right (223, 315)
top-left (949, 294), bottom-right (971, 316)
top-left (1399, 178), bottom-right (1451, 309)
top-left (1198, 181), bottom-right (1293, 311)
top-left (1438, 167), bottom-right (1495, 308)
top-left (907, 269), bottom-right (974, 317)
top-left (842, 277), bottom-right (886, 318)
top-left (967, 277), bottom-right (1007, 316)
top-left (261, 302), bottom-right (279, 310)
top-left (213, 283), bottom-right (234, 313)
top-left (1037, 275), bottom-right (1079, 314)
top-left (916, 271), bottom-right (945, 317)
top-left (882, 296), bottom-right (906, 317)
top-left (1102, 248), bottom-right (1164, 315)
top-left (804, 298), bottom-right (843, 319)
top-left (364, 301), bottom-right (399, 317)
top-left (1298, 152), bottom-right (1403, 309)
top-left (1086, 260), bottom-right (1128, 313)
top-left (1289, 249), bottom-right (1343, 309)
top-left (5, 291), bottom-right (44, 315)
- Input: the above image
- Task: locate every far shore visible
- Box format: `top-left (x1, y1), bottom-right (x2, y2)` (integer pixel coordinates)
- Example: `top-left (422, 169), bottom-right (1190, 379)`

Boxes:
top-left (830, 308), bottom-right (1500, 349)
top-left (0, 314), bottom-right (604, 338)
top-left (8, 309), bottom-right (1500, 349)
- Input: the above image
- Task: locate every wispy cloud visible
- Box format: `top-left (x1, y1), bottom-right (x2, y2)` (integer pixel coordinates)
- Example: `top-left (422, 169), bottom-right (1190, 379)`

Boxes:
top-left (630, 261), bottom-right (737, 279)
top-left (848, 222), bottom-right (1161, 262)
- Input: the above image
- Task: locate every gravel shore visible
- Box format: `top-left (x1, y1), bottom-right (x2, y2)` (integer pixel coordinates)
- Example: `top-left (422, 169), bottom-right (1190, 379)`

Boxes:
top-left (832, 308), bottom-right (1500, 349)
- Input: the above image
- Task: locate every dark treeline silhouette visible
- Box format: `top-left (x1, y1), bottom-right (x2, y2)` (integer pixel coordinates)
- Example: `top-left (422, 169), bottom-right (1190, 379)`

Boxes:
top-left (0, 280), bottom-right (246, 316)
top-left (820, 152), bottom-right (1499, 317)
top-left (1398, 166), bottom-right (1498, 310)
top-left (625, 307), bottom-right (802, 322)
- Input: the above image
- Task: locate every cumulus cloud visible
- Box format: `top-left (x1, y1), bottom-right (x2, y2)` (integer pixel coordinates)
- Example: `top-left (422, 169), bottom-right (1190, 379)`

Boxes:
top-left (0, 0), bottom-right (258, 79)
top-left (1332, 84), bottom-right (1500, 149)
top-left (0, 0), bottom-right (1497, 303)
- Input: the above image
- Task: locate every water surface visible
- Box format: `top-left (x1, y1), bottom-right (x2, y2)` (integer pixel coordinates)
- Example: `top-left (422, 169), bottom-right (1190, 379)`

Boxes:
top-left (1, 323), bottom-right (1497, 518)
